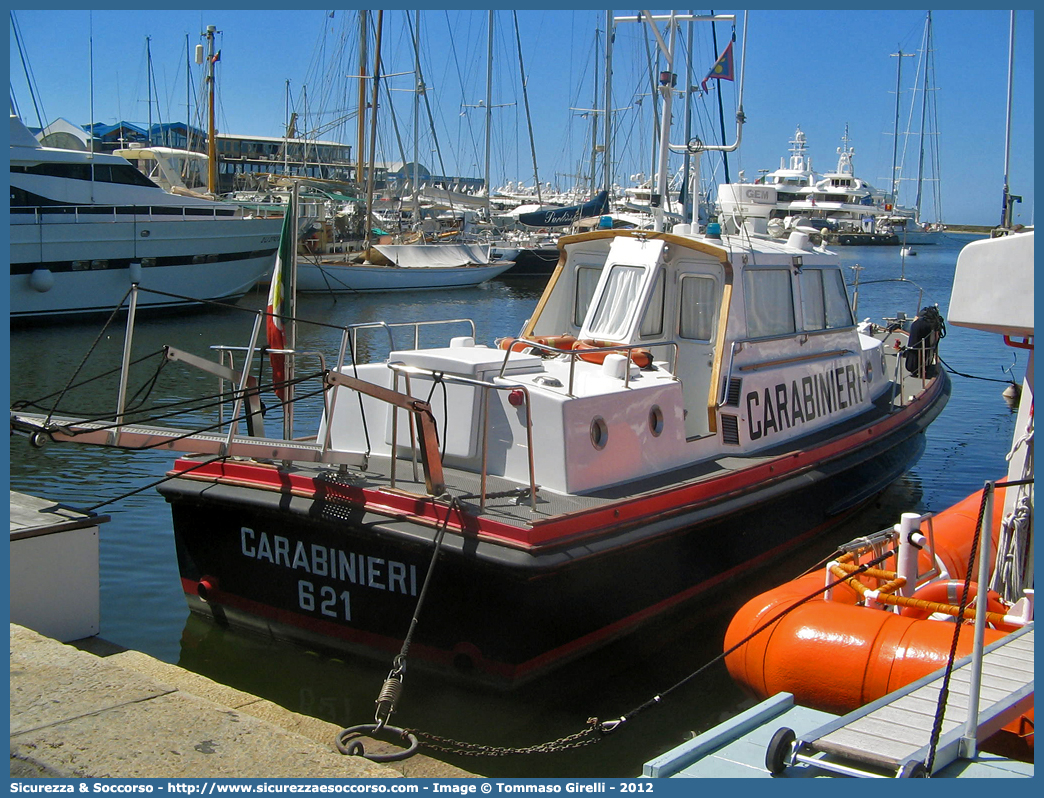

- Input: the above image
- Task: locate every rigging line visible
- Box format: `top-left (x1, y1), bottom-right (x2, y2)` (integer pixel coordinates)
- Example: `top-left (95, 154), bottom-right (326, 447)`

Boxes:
top-left (923, 481), bottom-right (989, 774)
top-left (44, 286), bottom-right (134, 428)
top-left (10, 11), bottom-right (47, 130)
top-left (12, 349), bottom-right (168, 411)
top-left (936, 354), bottom-right (1019, 384)
top-left (83, 454), bottom-right (230, 513)
top-left (52, 374), bottom-right (323, 435)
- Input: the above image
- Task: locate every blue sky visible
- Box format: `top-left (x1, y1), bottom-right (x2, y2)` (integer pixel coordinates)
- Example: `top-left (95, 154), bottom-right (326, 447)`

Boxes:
top-left (10, 7), bottom-right (1035, 226)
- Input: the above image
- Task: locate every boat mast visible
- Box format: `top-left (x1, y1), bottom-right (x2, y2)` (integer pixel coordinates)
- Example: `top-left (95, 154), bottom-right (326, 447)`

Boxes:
top-left (888, 47), bottom-right (914, 205)
top-left (364, 11), bottom-right (383, 253)
top-left (203, 24), bottom-right (218, 196)
top-left (485, 11), bottom-right (493, 221)
top-left (146, 36), bottom-right (154, 146)
top-left (603, 9), bottom-right (613, 196)
top-left (356, 10), bottom-right (368, 190)
top-left (1001, 11), bottom-right (1017, 229)
top-left (412, 10), bottom-right (422, 228)
top-left (616, 11), bottom-right (745, 232)
top-left (513, 11), bottom-right (543, 205)
top-left (681, 17), bottom-right (693, 220)
top-left (912, 12), bottom-right (931, 224)
top-left (588, 27), bottom-right (601, 194)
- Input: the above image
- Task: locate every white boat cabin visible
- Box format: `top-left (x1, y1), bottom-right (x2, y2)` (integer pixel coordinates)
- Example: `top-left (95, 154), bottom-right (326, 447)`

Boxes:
top-left (321, 228), bottom-right (889, 496)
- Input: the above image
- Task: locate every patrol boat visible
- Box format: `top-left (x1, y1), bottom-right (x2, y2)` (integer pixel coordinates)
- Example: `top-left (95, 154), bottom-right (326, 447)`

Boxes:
top-left (10, 12), bottom-right (950, 685)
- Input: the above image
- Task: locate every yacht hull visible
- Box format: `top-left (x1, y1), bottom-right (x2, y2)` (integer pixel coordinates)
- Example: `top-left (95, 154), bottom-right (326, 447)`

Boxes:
top-left (10, 215), bottom-right (281, 321)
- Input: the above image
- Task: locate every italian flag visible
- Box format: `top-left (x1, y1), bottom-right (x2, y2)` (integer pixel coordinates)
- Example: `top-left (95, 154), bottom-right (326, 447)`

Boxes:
top-left (266, 208), bottom-right (295, 401)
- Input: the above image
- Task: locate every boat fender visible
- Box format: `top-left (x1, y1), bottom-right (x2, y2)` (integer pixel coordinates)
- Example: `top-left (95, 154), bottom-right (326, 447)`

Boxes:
top-left (29, 268), bottom-right (54, 293)
top-left (573, 340), bottom-right (653, 368)
top-left (197, 576), bottom-right (219, 603)
top-left (900, 579), bottom-right (1015, 630)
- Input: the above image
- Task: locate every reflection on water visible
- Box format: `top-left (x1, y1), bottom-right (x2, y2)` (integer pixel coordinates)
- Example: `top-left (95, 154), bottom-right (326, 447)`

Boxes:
top-left (8, 236), bottom-right (1023, 776)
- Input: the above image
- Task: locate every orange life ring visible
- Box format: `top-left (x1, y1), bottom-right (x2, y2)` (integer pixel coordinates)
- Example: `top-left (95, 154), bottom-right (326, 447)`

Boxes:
top-left (573, 340), bottom-right (653, 369)
top-left (900, 579), bottom-right (1015, 630)
top-left (496, 334), bottom-right (578, 354)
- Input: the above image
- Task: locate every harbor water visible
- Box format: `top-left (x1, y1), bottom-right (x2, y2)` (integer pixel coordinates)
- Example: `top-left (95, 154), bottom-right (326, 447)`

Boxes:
top-left (8, 233), bottom-right (1023, 777)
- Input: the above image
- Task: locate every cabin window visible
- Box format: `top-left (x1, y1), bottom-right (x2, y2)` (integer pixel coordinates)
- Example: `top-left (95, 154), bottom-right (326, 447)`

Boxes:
top-left (801, 269), bottom-right (854, 330)
top-left (640, 269), bottom-right (666, 338)
top-left (587, 264), bottom-right (644, 340)
top-left (679, 275), bottom-right (718, 341)
top-left (573, 266), bottom-right (602, 327)
top-left (108, 165), bottom-right (158, 187)
top-left (743, 269), bottom-right (795, 338)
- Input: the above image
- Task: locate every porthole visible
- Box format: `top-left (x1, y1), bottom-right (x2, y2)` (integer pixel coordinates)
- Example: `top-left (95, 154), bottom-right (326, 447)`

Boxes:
top-left (590, 416), bottom-right (609, 450)
top-left (649, 405), bottom-right (664, 436)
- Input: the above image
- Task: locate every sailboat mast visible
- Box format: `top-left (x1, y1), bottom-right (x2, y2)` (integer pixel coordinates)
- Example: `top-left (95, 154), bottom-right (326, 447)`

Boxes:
top-left (146, 36), bottom-right (153, 146)
top-left (364, 11), bottom-right (383, 252)
top-left (484, 11), bottom-right (493, 220)
top-left (888, 47), bottom-right (913, 205)
top-left (204, 24), bottom-right (218, 196)
top-left (913, 12), bottom-right (931, 224)
top-left (603, 9), bottom-right (613, 195)
top-left (1001, 11), bottom-right (1016, 229)
top-left (588, 28), bottom-right (601, 193)
top-left (413, 10), bottom-right (422, 226)
top-left (513, 11), bottom-right (543, 205)
top-left (356, 11), bottom-right (368, 189)
top-left (652, 12), bottom-right (678, 233)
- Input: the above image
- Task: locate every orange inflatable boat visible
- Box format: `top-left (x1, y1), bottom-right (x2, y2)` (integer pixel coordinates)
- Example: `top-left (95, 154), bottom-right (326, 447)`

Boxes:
top-left (724, 485), bottom-right (1034, 754)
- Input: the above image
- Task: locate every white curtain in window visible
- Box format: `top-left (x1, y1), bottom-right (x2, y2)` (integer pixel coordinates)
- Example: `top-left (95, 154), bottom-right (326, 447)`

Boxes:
top-left (588, 265), bottom-right (644, 340)
top-left (680, 276), bottom-right (718, 340)
top-left (744, 269), bottom-right (795, 338)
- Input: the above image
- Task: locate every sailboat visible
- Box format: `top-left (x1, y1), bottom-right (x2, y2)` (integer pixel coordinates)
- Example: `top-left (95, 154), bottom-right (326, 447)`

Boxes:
top-left (10, 11), bottom-right (950, 686)
top-left (885, 11), bottom-right (945, 245)
top-left (296, 11), bottom-right (512, 293)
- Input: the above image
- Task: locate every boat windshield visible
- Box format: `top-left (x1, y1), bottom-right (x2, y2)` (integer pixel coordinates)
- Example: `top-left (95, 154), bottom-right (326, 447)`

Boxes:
top-left (586, 263), bottom-right (645, 340)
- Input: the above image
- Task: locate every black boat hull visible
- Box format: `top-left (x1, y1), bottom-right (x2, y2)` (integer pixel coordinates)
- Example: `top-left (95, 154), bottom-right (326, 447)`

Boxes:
top-left (160, 391), bottom-right (942, 686)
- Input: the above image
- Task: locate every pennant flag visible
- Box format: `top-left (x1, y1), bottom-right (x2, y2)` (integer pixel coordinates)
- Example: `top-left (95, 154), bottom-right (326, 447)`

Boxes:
top-left (211, 50), bottom-right (221, 64)
top-left (266, 207), bottom-right (295, 400)
top-left (701, 41), bottom-right (735, 93)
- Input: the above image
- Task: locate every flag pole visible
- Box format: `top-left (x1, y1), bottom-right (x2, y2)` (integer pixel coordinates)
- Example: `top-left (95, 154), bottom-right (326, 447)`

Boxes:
top-left (285, 180), bottom-right (298, 439)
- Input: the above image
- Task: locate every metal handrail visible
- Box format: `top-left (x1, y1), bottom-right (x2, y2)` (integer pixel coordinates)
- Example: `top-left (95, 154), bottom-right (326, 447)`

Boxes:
top-left (386, 361), bottom-right (538, 510)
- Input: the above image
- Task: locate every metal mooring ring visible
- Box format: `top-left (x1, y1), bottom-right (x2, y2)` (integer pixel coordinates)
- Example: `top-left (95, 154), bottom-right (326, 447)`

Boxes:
top-left (336, 724), bottom-right (420, 763)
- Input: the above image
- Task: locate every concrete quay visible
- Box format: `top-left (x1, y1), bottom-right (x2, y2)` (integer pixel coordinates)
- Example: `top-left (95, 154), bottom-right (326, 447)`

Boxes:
top-left (10, 624), bottom-right (476, 780)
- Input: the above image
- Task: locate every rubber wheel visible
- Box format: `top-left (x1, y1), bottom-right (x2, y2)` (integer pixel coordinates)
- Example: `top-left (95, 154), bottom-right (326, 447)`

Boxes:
top-left (898, 760), bottom-right (929, 778)
top-left (765, 727), bottom-right (796, 774)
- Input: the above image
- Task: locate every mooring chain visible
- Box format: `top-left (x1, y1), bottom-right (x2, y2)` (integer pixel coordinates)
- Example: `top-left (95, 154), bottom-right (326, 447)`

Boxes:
top-left (341, 547), bottom-right (893, 761)
top-left (407, 720), bottom-right (606, 758)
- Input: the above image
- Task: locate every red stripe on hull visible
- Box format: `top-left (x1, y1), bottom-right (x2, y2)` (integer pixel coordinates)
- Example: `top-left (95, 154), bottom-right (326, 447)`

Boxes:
top-left (170, 375), bottom-right (943, 551)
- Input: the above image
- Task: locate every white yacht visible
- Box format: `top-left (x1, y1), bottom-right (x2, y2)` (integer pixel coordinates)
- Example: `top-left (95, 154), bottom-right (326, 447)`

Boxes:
top-left (10, 115), bottom-right (282, 322)
top-left (718, 127), bottom-right (914, 244)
